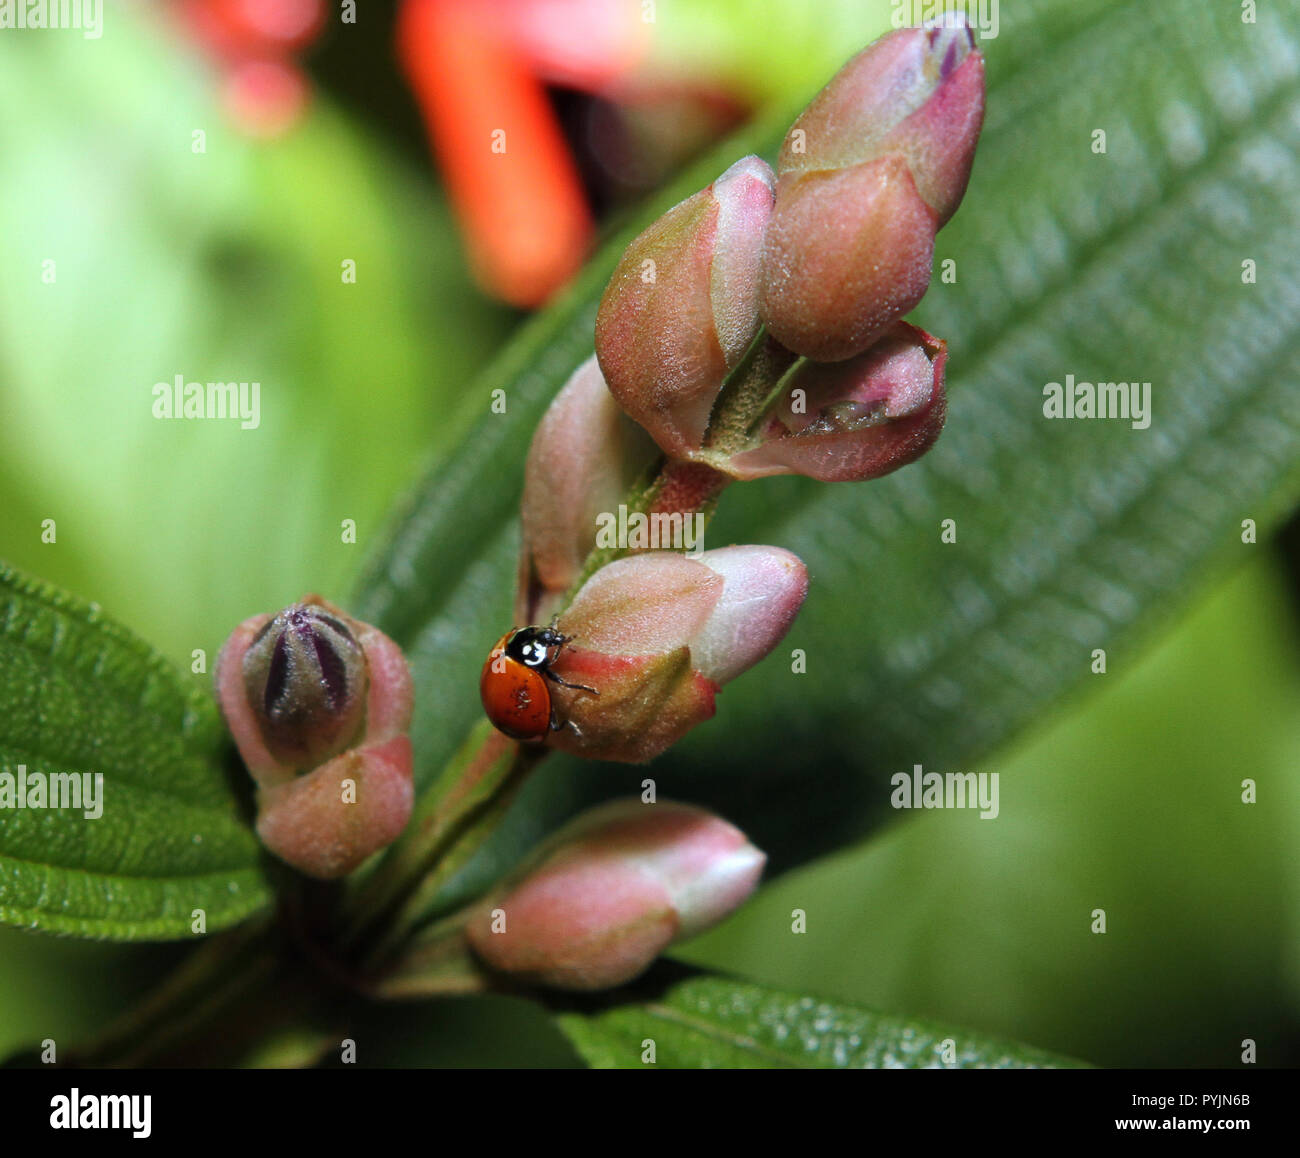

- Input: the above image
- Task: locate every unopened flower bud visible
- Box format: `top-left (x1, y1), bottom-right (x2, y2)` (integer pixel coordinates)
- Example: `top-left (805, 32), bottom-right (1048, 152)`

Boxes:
top-left (595, 155), bottom-right (775, 457)
top-left (760, 154), bottom-right (937, 364)
top-left (517, 355), bottom-right (658, 625)
top-left (777, 18), bottom-right (984, 222)
top-left (759, 18), bottom-right (984, 362)
top-left (215, 595), bottom-right (415, 879)
top-left (240, 601), bottom-right (368, 768)
top-left (724, 322), bottom-right (946, 482)
top-left (253, 735), bottom-right (414, 881)
top-left (539, 546), bottom-right (806, 763)
top-left (466, 799), bottom-right (765, 991)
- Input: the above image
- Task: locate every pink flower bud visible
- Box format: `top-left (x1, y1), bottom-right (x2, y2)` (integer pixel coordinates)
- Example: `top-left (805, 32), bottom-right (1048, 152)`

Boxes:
top-left (535, 546), bottom-right (806, 763)
top-left (759, 19), bottom-right (984, 362)
top-left (724, 322), bottom-right (947, 482)
top-left (682, 545), bottom-right (810, 686)
top-left (465, 799), bottom-right (765, 991)
top-left (215, 595), bottom-right (415, 879)
top-left (517, 355), bottom-right (657, 625)
top-left (595, 155), bottom-right (775, 457)
top-left (760, 154), bottom-right (937, 364)
top-left (253, 735), bottom-right (414, 881)
top-left (778, 18), bottom-right (984, 223)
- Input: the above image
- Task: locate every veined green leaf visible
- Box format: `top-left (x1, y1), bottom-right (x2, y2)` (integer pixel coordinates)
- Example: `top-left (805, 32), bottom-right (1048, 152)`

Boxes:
top-left (0, 563), bottom-right (271, 939)
top-left (554, 975), bottom-right (1081, 1068)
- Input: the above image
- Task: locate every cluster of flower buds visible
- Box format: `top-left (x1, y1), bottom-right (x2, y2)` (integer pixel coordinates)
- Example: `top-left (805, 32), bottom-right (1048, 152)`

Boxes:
top-left (465, 799), bottom-right (765, 991)
top-left (215, 596), bottom-right (415, 879)
top-left (595, 16), bottom-right (980, 475)
top-left (212, 21), bottom-right (985, 908)
top-left (502, 18), bottom-right (984, 764)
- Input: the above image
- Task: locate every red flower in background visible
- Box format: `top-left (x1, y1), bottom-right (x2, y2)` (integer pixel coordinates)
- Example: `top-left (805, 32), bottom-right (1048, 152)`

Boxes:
top-left (397, 0), bottom-right (746, 308)
top-left (174, 0), bottom-right (748, 308)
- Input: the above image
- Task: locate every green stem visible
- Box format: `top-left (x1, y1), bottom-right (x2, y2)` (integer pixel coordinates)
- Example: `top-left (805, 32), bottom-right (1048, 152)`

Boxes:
top-left (701, 326), bottom-right (799, 454)
top-left (368, 908), bottom-right (493, 999)
top-left (337, 721), bottom-right (543, 959)
top-left (70, 918), bottom-right (293, 1067)
top-left (358, 742), bottom-right (540, 971)
top-left (557, 453), bottom-right (666, 614)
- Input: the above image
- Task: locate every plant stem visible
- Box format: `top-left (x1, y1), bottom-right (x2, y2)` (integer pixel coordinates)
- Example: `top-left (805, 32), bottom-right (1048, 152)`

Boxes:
top-left (368, 908), bottom-right (493, 999)
top-left (701, 326), bottom-right (799, 454)
top-left (68, 917), bottom-right (316, 1067)
top-left (337, 721), bottom-right (543, 963)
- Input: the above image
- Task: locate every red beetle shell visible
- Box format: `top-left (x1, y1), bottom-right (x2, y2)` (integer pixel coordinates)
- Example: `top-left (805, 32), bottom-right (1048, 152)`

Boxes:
top-left (480, 631), bottom-right (552, 741)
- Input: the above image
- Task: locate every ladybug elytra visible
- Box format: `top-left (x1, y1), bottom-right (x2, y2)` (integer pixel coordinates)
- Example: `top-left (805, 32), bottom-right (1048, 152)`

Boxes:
top-left (480, 624), bottom-right (596, 741)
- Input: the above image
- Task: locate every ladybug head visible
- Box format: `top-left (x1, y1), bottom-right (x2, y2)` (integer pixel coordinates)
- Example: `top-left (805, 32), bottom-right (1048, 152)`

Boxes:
top-left (508, 624), bottom-right (568, 668)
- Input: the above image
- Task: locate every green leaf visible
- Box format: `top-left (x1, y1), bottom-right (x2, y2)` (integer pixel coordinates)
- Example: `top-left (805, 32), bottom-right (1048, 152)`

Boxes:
top-left (554, 975), bottom-right (1081, 1068)
top-left (356, 0), bottom-right (1300, 896)
top-left (0, 563), bottom-right (271, 939)
top-left (677, 555), bottom-right (1300, 1068)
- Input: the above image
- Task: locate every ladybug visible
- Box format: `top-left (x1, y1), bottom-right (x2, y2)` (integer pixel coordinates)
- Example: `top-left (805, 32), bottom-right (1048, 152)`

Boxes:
top-left (480, 624), bottom-right (596, 741)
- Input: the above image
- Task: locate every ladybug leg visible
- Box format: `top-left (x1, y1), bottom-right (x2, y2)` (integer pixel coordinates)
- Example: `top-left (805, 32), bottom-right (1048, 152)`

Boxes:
top-left (545, 633), bottom-right (598, 695)
top-left (549, 706), bottom-right (584, 738)
top-left (542, 667), bottom-right (597, 695)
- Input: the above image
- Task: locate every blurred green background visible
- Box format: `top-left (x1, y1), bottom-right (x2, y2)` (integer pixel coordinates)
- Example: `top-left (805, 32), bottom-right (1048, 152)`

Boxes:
top-left (1, 1), bottom-right (1297, 1067)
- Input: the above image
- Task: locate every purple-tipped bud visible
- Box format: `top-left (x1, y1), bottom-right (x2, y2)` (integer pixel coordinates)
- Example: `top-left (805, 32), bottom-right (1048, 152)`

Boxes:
top-left (517, 355), bottom-right (658, 626)
top-left (465, 799), bottom-right (765, 991)
top-left (240, 601), bottom-right (368, 768)
top-left (725, 322), bottom-right (947, 482)
top-left (777, 18), bottom-right (983, 223)
top-left (759, 19), bottom-right (984, 362)
top-left (535, 546), bottom-right (806, 763)
top-left (595, 155), bottom-right (775, 457)
top-left (215, 595), bottom-right (416, 879)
